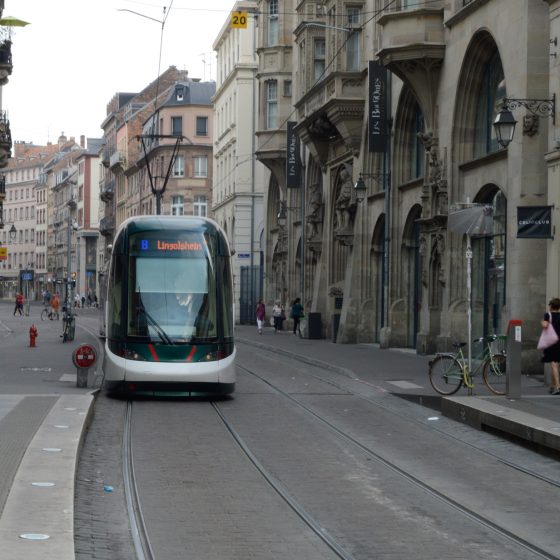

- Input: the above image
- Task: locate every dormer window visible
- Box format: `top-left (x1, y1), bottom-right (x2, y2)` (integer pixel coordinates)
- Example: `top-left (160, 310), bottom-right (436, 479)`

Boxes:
top-left (176, 86), bottom-right (184, 102)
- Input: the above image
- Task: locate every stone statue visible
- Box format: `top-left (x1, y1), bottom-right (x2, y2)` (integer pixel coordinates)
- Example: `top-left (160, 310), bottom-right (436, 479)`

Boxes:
top-left (334, 166), bottom-right (354, 233)
top-left (306, 182), bottom-right (322, 240)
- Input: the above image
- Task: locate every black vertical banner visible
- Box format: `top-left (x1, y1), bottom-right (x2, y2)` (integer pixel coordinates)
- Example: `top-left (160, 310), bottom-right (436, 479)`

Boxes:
top-left (368, 61), bottom-right (388, 153)
top-left (286, 121), bottom-right (301, 188)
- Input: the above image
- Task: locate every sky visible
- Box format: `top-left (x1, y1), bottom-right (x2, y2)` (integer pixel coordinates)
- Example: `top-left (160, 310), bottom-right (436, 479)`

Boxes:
top-left (3, 0), bottom-right (233, 146)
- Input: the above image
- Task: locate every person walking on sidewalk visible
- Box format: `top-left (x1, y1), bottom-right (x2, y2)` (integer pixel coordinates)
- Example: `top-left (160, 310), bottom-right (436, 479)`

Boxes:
top-left (256, 299), bottom-right (266, 335)
top-left (290, 297), bottom-right (304, 337)
top-left (542, 297), bottom-right (560, 394)
top-left (272, 300), bottom-right (285, 334)
top-left (13, 292), bottom-right (24, 316)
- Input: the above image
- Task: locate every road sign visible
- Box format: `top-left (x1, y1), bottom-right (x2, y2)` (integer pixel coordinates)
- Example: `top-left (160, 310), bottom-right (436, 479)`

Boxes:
top-left (231, 11), bottom-right (248, 28)
top-left (72, 344), bottom-right (97, 369)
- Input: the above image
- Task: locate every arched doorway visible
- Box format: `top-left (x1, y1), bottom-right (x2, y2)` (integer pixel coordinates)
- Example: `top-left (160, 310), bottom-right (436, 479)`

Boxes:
top-left (402, 206), bottom-right (423, 347)
top-left (472, 186), bottom-right (506, 336)
top-left (369, 215), bottom-right (385, 342)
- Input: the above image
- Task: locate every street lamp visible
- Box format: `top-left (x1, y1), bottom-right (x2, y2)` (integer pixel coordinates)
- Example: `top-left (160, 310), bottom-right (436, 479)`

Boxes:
top-left (277, 201), bottom-right (288, 228)
top-left (353, 174), bottom-right (367, 203)
top-left (493, 95), bottom-right (556, 148)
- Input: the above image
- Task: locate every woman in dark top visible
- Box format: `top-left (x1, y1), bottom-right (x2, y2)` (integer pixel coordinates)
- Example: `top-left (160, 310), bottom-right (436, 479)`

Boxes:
top-left (542, 297), bottom-right (560, 394)
top-left (291, 297), bottom-right (304, 337)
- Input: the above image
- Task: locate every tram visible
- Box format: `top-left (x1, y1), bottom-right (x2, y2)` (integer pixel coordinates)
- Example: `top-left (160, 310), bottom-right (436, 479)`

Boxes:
top-left (102, 216), bottom-right (236, 396)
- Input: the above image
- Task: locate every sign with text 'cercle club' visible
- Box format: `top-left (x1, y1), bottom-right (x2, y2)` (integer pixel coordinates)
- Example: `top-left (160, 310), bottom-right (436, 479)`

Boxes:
top-left (72, 345), bottom-right (97, 369)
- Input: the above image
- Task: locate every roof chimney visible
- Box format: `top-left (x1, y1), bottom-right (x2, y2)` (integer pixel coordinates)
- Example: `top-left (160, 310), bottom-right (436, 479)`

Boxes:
top-left (80, 135), bottom-right (85, 148)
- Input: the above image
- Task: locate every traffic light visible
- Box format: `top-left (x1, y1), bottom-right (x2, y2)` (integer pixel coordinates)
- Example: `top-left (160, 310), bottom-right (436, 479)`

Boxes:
top-left (71, 271), bottom-right (76, 287)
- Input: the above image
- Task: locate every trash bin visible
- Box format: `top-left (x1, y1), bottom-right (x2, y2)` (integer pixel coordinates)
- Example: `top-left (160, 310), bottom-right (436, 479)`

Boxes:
top-left (307, 312), bottom-right (322, 339)
top-left (331, 314), bottom-right (340, 343)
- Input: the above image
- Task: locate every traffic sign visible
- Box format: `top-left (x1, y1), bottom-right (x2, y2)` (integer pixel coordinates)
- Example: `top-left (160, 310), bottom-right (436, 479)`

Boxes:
top-left (72, 344), bottom-right (97, 369)
top-left (231, 11), bottom-right (248, 28)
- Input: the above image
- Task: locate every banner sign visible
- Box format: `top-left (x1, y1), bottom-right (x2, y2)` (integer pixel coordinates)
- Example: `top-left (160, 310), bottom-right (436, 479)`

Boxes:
top-left (368, 61), bottom-right (388, 153)
top-left (286, 121), bottom-right (301, 188)
top-left (517, 206), bottom-right (553, 238)
top-left (0, 247), bottom-right (6, 260)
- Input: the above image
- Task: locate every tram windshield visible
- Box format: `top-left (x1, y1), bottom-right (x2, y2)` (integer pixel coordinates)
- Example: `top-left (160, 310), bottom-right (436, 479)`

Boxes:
top-left (127, 236), bottom-right (217, 343)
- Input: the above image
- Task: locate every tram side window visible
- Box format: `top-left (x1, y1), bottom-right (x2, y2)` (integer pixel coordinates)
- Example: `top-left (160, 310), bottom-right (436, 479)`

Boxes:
top-left (108, 255), bottom-right (123, 338)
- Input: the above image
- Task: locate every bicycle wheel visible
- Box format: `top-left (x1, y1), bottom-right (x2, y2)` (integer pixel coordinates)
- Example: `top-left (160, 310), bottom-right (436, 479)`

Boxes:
top-left (428, 355), bottom-right (464, 395)
top-left (40, 308), bottom-right (48, 321)
top-left (483, 354), bottom-right (507, 395)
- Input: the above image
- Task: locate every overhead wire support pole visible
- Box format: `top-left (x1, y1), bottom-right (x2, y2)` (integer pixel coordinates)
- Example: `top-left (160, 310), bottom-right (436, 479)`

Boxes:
top-left (137, 135), bottom-right (185, 215)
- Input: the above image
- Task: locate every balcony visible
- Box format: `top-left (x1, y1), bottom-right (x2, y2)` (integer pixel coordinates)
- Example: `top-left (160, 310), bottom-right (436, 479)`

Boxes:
top-left (0, 39), bottom-right (12, 86)
top-left (99, 178), bottom-right (115, 203)
top-left (101, 146), bottom-right (111, 168)
top-left (99, 215), bottom-right (115, 237)
top-left (294, 71), bottom-right (365, 165)
top-left (0, 111), bottom-right (12, 168)
top-left (109, 150), bottom-right (126, 172)
top-left (377, 5), bottom-right (445, 127)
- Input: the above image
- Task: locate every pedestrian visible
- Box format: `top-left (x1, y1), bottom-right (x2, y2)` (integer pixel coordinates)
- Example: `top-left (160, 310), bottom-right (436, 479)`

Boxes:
top-left (13, 292), bottom-right (24, 316)
top-left (272, 300), bottom-right (285, 334)
top-left (51, 292), bottom-right (60, 320)
top-left (290, 297), bottom-right (304, 337)
top-left (81, 295), bottom-right (86, 308)
top-left (256, 299), bottom-right (266, 335)
top-left (87, 292), bottom-right (92, 307)
top-left (541, 297), bottom-right (560, 394)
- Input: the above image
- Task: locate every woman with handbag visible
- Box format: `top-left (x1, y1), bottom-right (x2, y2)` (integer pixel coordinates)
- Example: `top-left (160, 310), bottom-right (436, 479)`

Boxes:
top-left (541, 298), bottom-right (560, 394)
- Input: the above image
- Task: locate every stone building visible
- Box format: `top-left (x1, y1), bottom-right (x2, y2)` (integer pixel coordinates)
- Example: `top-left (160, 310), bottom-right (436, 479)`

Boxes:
top-left (213, 1), bottom-right (267, 323)
top-left (255, 0), bottom-right (555, 371)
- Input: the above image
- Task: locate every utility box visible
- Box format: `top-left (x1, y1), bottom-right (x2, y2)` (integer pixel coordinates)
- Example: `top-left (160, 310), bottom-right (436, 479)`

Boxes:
top-left (307, 312), bottom-right (322, 339)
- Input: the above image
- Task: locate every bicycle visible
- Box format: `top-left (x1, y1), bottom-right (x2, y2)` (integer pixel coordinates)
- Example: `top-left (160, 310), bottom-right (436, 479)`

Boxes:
top-left (41, 304), bottom-right (59, 321)
top-left (428, 334), bottom-right (507, 396)
top-left (61, 310), bottom-right (75, 343)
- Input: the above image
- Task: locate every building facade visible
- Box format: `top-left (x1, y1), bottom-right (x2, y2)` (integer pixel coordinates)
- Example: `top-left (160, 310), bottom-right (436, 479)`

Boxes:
top-left (213, 1), bottom-right (267, 323)
top-left (252, 0), bottom-right (555, 373)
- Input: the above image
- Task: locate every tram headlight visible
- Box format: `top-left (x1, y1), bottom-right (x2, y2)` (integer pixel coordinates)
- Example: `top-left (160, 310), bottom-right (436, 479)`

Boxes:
top-left (203, 350), bottom-right (227, 361)
top-left (121, 349), bottom-right (147, 361)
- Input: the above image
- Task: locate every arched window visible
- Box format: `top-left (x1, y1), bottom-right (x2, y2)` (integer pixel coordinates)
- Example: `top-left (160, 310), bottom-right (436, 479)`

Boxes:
top-left (474, 52), bottom-right (505, 157)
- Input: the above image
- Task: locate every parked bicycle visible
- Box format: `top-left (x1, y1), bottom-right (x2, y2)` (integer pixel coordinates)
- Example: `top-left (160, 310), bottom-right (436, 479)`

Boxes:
top-left (428, 334), bottom-right (507, 396)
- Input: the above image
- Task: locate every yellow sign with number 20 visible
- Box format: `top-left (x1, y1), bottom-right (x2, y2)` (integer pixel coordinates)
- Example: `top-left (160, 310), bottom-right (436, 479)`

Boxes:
top-left (231, 11), bottom-right (248, 29)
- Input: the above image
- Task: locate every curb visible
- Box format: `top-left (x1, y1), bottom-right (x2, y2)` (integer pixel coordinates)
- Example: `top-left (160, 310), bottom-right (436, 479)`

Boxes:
top-left (442, 395), bottom-right (560, 452)
top-left (0, 393), bottom-right (96, 560)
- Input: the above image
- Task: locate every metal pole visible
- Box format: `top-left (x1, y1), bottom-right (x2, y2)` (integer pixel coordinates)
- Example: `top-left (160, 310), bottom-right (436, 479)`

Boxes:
top-left (466, 235), bottom-right (473, 382)
top-left (67, 218), bottom-right (72, 314)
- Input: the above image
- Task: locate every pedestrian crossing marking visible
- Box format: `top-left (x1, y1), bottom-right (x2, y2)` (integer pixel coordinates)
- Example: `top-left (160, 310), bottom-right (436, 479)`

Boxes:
top-left (59, 374), bottom-right (76, 383)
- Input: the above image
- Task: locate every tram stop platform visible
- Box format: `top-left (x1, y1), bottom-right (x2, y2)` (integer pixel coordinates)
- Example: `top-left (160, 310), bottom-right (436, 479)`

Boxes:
top-left (235, 324), bottom-right (560, 455)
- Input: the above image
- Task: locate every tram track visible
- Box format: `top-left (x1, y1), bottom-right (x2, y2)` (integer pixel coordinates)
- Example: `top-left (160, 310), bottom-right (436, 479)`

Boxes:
top-left (124, 402), bottom-right (155, 560)
top-left (235, 361), bottom-right (560, 560)
top-left (236, 340), bottom-right (560, 491)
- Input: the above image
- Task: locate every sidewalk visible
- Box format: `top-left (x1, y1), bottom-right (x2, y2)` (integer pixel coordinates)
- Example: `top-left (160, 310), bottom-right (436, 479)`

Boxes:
top-left (235, 324), bottom-right (560, 454)
top-left (0, 304), bottom-right (99, 560)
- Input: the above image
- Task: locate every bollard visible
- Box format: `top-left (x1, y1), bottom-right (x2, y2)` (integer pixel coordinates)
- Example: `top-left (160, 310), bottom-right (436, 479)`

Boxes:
top-left (506, 319), bottom-right (523, 398)
top-left (76, 367), bottom-right (88, 388)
